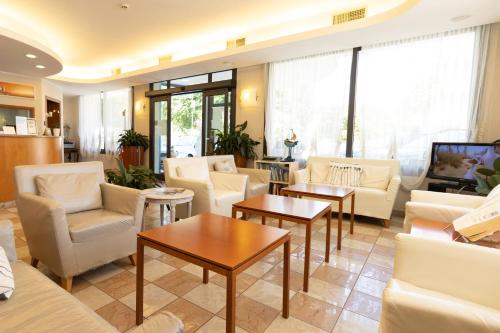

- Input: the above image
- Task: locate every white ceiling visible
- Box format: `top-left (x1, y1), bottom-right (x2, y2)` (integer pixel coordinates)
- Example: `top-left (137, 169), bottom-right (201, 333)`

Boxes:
top-left (0, 0), bottom-right (500, 95)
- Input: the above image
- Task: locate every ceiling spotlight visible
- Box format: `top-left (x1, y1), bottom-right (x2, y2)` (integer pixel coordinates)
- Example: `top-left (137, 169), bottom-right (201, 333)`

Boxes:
top-left (25, 53), bottom-right (37, 59)
top-left (35, 64), bottom-right (46, 69)
top-left (120, 3), bottom-right (129, 9)
top-left (222, 61), bottom-right (234, 66)
top-left (451, 15), bottom-right (471, 22)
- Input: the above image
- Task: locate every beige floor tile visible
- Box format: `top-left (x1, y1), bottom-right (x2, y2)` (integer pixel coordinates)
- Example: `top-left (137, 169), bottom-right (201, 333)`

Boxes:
top-left (157, 254), bottom-right (189, 269)
top-left (312, 265), bottom-right (358, 289)
top-left (245, 260), bottom-right (274, 278)
top-left (15, 245), bottom-right (29, 259)
top-left (261, 251), bottom-right (284, 265)
top-left (120, 283), bottom-right (177, 317)
top-left (144, 247), bottom-right (164, 258)
top-left (183, 282), bottom-right (228, 314)
top-left (354, 226), bottom-right (382, 237)
top-left (360, 263), bottom-right (393, 283)
top-left (262, 263), bottom-right (304, 292)
top-left (323, 255), bottom-right (365, 274)
top-left (371, 244), bottom-right (396, 257)
top-left (128, 259), bottom-right (176, 281)
top-left (302, 277), bottom-right (351, 307)
top-left (73, 285), bottom-right (114, 311)
top-left (344, 291), bottom-right (382, 321)
top-left (289, 256), bottom-right (321, 276)
top-left (375, 237), bottom-right (395, 248)
top-left (95, 271), bottom-right (139, 299)
top-left (81, 263), bottom-right (124, 284)
top-left (196, 316), bottom-right (248, 333)
top-left (153, 270), bottom-right (202, 296)
top-left (332, 310), bottom-right (379, 333)
top-left (341, 238), bottom-right (374, 252)
top-left (243, 280), bottom-right (295, 311)
top-left (181, 263), bottom-right (217, 278)
top-left (354, 276), bottom-right (387, 299)
top-left (210, 272), bottom-right (258, 295)
top-left (366, 253), bottom-right (394, 269)
top-left (290, 293), bottom-right (342, 332)
top-left (264, 315), bottom-right (327, 333)
top-left (334, 247), bottom-right (370, 261)
top-left (162, 298), bottom-right (213, 333)
top-left (96, 301), bottom-right (136, 332)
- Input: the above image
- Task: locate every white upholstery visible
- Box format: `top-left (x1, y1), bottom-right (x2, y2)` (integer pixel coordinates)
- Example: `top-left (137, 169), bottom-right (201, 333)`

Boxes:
top-left (294, 157), bottom-right (401, 220)
top-left (0, 220), bottom-right (16, 261)
top-left (379, 233), bottom-right (500, 333)
top-left (403, 189), bottom-right (492, 233)
top-left (164, 157), bottom-right (248, 217)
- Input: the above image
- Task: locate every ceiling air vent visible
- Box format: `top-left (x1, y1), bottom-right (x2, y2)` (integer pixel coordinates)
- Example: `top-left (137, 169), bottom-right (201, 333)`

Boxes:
top-left (226, 37), bottom-right (246, 49)
top-left (332, 7), bottom-right (366, 25)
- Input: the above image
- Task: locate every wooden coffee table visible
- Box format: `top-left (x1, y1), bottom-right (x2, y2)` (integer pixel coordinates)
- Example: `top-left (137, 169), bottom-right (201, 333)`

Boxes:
top-left (232, 194), bottom-right (331, 292)
top-left (281, 183), bottom-right (355, 250)
top-left (136, 212), bottom-right (291, 333)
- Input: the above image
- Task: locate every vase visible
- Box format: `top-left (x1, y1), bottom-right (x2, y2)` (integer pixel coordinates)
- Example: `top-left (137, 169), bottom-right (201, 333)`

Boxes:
top-left (120, 146), bottom-right (145, 168)
top-left (233, 152), bottom-right (247, 168)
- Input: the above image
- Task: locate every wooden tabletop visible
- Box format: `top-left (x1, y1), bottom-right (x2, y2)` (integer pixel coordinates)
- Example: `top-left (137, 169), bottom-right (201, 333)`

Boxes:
top-left (138, 212), bottom-right (290, 270)
top-left (233, 194), bottom-right (331, 221)
top-left (282, 183), bottom-right (354, 198)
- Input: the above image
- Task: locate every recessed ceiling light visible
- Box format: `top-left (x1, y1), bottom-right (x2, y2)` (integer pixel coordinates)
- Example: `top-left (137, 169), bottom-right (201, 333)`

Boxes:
top-left (35, 64), bottom-right (46, 69)
top-left (222, 61), bottom-right (234, 66)
top-left (120, 3), bottom-right (129, 9)
top-left (25, 53), bottom-right (37, 59)
top-left (451, 15), bottom-right (471, 22)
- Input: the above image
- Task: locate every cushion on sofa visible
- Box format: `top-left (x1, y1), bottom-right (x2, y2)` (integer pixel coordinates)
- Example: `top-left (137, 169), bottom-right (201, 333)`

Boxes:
top-left (176, 164), bottom-right (209, 180)
top-left (310, 163), bottom-right (331, 183)
top-left (0, 246), bottom-right (14, 299)
top-left (327, 162), bottom-right (362, 187)
top-left (35, 173), bottom-right (103, 214)
top-left (360, 165), bottom-right (391, 190)
top-left (214, 160), bottom-right (237, 173)
top-left (66, 209), bottom-right (134, 243)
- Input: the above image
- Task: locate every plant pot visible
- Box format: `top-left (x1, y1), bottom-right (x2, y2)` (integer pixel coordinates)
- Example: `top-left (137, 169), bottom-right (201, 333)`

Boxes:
top-left (234, 152), bottom-right (247, 168)
top-left (120, 146), bottom-right (145, 168)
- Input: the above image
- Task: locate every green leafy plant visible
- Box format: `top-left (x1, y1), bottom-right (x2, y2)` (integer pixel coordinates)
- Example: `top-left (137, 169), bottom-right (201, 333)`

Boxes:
top-left (117, 129), bottom-right (149, 150)
top-left (105, 159), bottom-right (159, 189)
top-left (213, 121), bottom-right (260, 159)
top-left (474, 157), bottom-right (500, 195)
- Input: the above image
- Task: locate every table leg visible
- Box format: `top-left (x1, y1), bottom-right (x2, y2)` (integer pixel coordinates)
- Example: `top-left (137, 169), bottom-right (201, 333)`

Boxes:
top-left (278, 219), bottom-right (283, 228)
top-left (187, 201), bottom-right (192, 217)
top-left (160, 204), bottom-right (165, 226)
top-left (283, 239), bottom-right (290, 318)
top-left (261, 216), bottom-right (266, 225)
top-left (170, 204), bottom-right (176, 224)
top-left (226, 271), bottom-right (236, 333)
top-left (242, 212), bottom-right (248, 220)
top-left (203, 268), bottom-right (209, 284)
top-left (231, 207), bottom-right (237, 219)
top-left (337, 201), bottom-right (343, 250)
top-left (350, 194), bottom-right (355, 234)
top-left (303, 223), bottom-right (311, 292)
top-left (135, 239), bottom-right (144, 325)
top-left (325, 209), bottom-right (332, 263)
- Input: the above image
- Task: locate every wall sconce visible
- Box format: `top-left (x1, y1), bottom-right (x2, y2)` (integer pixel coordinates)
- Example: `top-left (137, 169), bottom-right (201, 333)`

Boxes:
top-left (240, 88), bottom-right (258, 107)
top-left (135, 100), bottom-right (146, 114)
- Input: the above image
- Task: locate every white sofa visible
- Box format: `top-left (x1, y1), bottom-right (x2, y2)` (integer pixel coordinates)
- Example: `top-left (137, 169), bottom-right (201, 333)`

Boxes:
top-left (379, 233), bottom-right (500, 333)
top-left (163, 157), bottom-right (248, 217)
top-left (403, 184), bottom-right (500, 233)
top-left (206, 155), bottom-right (271, 198)
top-left (294, 157), bottom-right (401, 226)
top-left (0, 220), bottom-right (183, 333)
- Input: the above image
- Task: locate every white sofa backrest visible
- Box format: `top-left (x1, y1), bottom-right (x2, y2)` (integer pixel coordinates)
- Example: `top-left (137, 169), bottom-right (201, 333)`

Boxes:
top-left (307, 156), bottom-right (401, 178)
top-left (206, 155), bottom-right (237, 171)
top-left (14, 161), bottom-right (105, 195)
top-left (164, 157), bottom-right (210, 182)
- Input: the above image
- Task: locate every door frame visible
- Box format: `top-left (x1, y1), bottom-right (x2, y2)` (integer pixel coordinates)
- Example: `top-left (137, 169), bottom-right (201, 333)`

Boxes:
top-left (202, 88), bottom-right (229, 155)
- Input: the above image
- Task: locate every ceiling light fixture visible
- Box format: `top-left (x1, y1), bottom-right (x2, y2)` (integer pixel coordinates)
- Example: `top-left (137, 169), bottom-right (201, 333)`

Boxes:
top-left (451, 15), bottom-right (471, 22)
top-left (25, 53), bottom-right (37, 59)
top-left (35, 64), bottom-right (46, 69)
top-left (120, 3), bottom-right (129, 9)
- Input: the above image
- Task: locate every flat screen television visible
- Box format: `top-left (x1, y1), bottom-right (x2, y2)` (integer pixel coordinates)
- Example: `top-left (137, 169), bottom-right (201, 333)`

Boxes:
top-left (428, 142), bottom-right (500, 184)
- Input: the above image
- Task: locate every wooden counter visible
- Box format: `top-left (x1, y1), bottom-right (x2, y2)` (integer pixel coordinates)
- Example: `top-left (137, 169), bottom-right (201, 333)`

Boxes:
top-left (0, 135), bottom-right (63, 202)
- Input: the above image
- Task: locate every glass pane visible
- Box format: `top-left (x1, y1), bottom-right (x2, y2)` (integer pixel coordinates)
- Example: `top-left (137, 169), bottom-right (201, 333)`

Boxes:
top-left (152, 82), bottom-right (168, 90)
top-left (171, 93), bottom-right (203, 157)
top-left (153, 100), bottom-right (168, 174)
top-left (170, 75), bottom-right (208, 87)
top-left (212, 70), bottom-right (232, 82)
top-left (205, 93), bottom-right (227, 155)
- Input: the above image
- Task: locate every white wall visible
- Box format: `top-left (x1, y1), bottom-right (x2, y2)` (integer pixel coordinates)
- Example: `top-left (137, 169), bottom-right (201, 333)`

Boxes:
top-left (133, 84), bottom-right (150, 167)
top-left (62, 95), bottom-right (79, 140)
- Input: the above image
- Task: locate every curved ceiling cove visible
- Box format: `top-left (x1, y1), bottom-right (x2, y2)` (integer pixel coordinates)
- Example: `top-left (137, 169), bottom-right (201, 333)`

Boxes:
top-left (0, 0), bottom-right (413, 82)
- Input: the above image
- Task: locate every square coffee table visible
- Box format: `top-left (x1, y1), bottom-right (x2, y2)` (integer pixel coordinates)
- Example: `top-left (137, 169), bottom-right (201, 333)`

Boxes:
top-left (281, 183), bottom-right (355, 250)
top-left (232, 194), bottom-right (331, 292)
top-left (136, 212), bottom-right (291, 333)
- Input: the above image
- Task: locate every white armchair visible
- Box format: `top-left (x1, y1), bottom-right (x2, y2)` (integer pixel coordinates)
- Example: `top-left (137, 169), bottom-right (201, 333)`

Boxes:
top-left (14, 161), bottom-right (146, 291)
top-left (206, 155), bottom-right (270, 198)
top-left (379, 233), bottom-right (500, 333)
top-left (164, 157), bottom-right (248, 217)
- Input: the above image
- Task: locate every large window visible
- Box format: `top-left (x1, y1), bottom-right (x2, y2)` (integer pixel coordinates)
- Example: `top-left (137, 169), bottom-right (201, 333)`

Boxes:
top-left (265, 27), bottom-right (483, 188)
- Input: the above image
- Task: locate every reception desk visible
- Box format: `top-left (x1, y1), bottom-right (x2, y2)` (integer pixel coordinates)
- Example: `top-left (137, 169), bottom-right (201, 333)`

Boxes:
top-left (0, 135), bottom-right (63, 202)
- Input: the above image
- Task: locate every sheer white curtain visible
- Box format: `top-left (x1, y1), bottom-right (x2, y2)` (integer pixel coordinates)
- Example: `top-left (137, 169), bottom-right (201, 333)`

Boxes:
top-left (103, 88), bottom-right (132, 155)
top-left (353, 27), bottom-right (482, 190)
top-left (266, 50), bottom-right (352, 159)
top-left (78, 93), bottom-right (102, 159)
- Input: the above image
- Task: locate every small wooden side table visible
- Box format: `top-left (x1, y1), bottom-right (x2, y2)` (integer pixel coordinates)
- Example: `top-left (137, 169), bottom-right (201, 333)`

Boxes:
top-left (143, 188), bottom-right (194, 230)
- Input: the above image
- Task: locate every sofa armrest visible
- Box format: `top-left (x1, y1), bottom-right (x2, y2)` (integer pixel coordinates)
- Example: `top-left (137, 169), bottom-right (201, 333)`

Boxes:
top-left (410, 190), bottom-right (486, 208)
top-left (101, 183), bottom-right (146, 230)
top-left (380, 279), bottom-right (500, 333)
top-left (168, 177), bottom-right (215, 215)
top-left (294, 169), bottom-right (309, 184)
top-left (403, 201), bottom-right (473, 233)
top-left (393, 233), bottom-right (500, 309)
top-left (128, 311), bottom-right (184, 333)
top-left (386, 175), bottom-right (401, 200)
top-left (0, 220), bottom-right (16, 261)
top-left (237, 167), bottom-right (271, 184)
top-left (210, 172), bottom-right (247, 193)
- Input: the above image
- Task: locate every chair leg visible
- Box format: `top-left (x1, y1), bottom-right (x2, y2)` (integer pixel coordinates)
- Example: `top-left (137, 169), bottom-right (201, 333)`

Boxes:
top-left (129, 254), bottom-right (137, 266)
top-left (31, 257), bottom-right (39, 268)
top-left (383, 219), bottom-right (391, 228)
top-left (61, 277), bottom-right (73, 292)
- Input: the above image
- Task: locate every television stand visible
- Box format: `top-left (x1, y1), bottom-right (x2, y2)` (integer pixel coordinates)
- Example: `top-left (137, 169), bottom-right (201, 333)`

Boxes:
top-left (428, 182), bottom-right (476, 194)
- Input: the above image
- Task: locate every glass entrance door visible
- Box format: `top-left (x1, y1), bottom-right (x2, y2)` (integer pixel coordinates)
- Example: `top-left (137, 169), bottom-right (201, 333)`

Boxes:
top-left (151, 97), bottom-right (169, 174)
top-left (204, 90), bottom-right (229, 155)
top-left (170, 92), bottom-right (203, 158)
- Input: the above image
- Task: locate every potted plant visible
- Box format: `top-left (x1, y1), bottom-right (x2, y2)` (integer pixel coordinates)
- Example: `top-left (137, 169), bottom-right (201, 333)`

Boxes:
top-left (117, 129), bottom-right (149, 168)
top-left (105, 159), bottom-right (159, 189)
top-left (475, 157), bottom-right (500, 195)
top-left (213, 121), bottom-right (260, 167)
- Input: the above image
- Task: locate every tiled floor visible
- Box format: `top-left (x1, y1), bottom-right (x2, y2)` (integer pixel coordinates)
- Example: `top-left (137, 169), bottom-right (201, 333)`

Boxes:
top-left (0, 205), bottom-right (403, 333)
